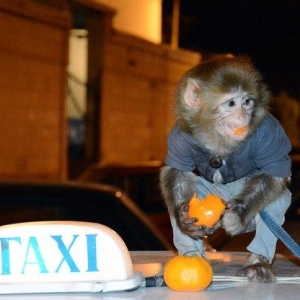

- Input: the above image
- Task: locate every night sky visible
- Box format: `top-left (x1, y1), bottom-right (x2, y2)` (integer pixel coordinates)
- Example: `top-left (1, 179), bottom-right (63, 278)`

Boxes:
top-left (163, 0), bottom-right (300, 96)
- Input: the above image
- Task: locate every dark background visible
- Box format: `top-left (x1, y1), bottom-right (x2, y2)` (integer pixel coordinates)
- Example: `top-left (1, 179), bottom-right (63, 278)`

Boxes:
top-left (162, 0), bottom-right (300, 97)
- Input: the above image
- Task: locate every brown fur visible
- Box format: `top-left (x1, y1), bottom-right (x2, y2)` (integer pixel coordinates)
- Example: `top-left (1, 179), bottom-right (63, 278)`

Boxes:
top-left (159, 57), bottom-right (290, 282)
top-left (175, 57), bottom-right (270, 156)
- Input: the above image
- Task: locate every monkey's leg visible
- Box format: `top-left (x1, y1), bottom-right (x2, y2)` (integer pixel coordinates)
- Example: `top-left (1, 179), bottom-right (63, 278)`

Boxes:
top-left (238, 189), bottom-right (291, 282)
top-left (170, 215), bottom-right (205, 256)
top-left (246, 188), bottom-right (291, 263)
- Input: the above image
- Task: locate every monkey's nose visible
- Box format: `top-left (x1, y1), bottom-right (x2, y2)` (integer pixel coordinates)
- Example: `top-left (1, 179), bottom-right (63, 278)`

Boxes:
top-left (236, 108), bottom-right (247, 122)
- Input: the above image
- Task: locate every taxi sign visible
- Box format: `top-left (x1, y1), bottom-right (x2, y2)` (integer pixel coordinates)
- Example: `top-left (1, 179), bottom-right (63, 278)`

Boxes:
top-left (0, 221), bottom-right (143, 294)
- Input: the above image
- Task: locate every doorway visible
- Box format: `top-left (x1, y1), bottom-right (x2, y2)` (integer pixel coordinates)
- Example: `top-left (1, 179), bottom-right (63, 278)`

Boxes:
top-left (67, 3), bottom-right (105, 179)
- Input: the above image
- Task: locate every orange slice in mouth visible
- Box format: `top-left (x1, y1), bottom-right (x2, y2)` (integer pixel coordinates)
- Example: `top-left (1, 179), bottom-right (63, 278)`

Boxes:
top-left (234, 126), bottom-right (247, 136)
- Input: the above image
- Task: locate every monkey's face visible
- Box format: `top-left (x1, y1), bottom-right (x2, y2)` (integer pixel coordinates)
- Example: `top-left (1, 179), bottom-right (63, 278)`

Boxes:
top-left (179, 59), bottom-right (269, 150)
top-left (215, 91), bottom-right (254, 141)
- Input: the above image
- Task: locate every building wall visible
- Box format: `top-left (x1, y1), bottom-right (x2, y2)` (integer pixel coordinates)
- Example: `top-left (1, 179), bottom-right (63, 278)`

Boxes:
top-left (100, 32), bottom-right (201, 165)
top-left (0, 1), bottom-right (70, 180)
top-left (97, 0), bottom-right (162, 44)
top-left (0, 0), bottom-right (200, 180)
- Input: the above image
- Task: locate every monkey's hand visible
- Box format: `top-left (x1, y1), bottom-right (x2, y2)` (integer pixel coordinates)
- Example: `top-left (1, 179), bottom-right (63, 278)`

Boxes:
top-left (179, 204), bottom-right (221, 239)
top-left (222, 175), bottom-right (289, 236)
top-left (222, 199), bottom-right (249, 235)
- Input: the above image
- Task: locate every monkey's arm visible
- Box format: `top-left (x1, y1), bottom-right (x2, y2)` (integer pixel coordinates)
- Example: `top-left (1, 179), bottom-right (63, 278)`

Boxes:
top-left (223, 174), bottom-right (289, 236)
top-left (160, 166), bottom-right (217, 239)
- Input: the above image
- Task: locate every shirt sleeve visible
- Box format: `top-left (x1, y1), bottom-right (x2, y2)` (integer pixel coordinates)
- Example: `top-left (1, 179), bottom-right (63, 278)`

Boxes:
top-left (251, 114), bottom-right (292, 178)
top-left (164, 125), bottom-right (195, 172)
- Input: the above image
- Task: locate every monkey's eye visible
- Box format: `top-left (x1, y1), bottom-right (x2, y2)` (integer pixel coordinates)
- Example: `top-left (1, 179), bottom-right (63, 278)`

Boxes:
top-left (228, 100), bottom-right (236, 107)
top-left (243, 97), bottom-right (254, 107)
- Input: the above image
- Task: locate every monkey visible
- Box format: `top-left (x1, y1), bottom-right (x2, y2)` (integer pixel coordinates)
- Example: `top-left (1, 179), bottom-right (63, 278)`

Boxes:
top-left (159, 57), bottom-right (292, 283)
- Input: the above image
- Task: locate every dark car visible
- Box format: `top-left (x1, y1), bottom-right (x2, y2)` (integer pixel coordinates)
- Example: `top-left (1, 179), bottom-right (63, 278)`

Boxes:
top-left (78, 162), bottom-right (165, 212)
top-left (0, 181), bottom-right (173, 251)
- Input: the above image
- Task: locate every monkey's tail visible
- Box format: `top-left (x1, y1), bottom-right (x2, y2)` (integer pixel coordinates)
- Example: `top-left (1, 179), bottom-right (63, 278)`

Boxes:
top-left (259, 210), bottom-right (300, 260)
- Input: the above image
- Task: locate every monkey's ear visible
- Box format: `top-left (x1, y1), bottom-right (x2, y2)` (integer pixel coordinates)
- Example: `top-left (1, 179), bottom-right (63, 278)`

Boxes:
top-left (184, 79), bottom-right (201, 108)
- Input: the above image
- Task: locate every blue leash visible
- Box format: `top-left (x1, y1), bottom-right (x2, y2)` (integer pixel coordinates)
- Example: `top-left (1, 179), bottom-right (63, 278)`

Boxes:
top-left (259, 209), bottom-right (300, 259)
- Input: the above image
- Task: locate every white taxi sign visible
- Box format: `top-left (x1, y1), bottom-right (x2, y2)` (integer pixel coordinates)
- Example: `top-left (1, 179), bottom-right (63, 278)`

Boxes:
top-left (0, 221), bottom-right (143, 294)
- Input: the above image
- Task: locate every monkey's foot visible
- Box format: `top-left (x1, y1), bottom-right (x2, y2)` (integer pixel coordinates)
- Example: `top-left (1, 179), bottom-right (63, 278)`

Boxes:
top-left (236, 254), bottom-right (276, 283)
top-left (236, 264), bottom-right (276, 282)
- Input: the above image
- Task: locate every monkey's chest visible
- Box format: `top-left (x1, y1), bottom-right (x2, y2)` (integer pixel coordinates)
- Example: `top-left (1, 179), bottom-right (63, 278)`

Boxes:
top-left (192, 150), bottom-right (256, 184)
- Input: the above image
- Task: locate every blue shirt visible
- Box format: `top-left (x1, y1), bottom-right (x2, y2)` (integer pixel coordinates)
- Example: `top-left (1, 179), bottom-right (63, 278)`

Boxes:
top-left (165, 113), bottom-right (292, 183)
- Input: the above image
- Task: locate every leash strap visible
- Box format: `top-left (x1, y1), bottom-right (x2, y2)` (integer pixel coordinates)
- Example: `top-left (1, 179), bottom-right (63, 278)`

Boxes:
top-left (259, 209), bottom-right (300, 259)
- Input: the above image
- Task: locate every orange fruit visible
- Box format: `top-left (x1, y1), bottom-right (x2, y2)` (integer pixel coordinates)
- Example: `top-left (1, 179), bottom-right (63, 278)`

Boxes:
top-left (164, 254), bottom-right (213, 292)
top-left (188, 193), bottom-right (225, 227)
top-left (234, 126), bottom-right (247, 135)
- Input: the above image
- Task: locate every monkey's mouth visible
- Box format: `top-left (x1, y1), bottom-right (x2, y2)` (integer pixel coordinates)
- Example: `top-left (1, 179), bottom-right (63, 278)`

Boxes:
top-left (234, 126), bottom-right (248, 136)
top-left (226, 125), bottom-right (248, 139)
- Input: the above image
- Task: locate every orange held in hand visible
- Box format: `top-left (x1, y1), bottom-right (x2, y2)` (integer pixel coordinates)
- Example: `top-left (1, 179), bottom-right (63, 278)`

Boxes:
top-left (164, 254), bottom-right (213, 292)
top-left (188, 193), bottom-right (225, 227)
top-left (234, 126), bottom-right (247, 135)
